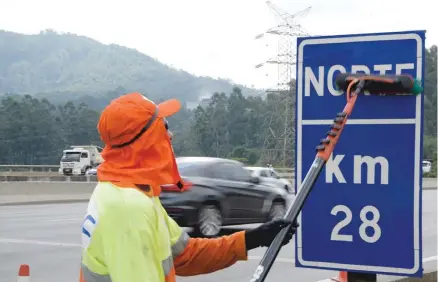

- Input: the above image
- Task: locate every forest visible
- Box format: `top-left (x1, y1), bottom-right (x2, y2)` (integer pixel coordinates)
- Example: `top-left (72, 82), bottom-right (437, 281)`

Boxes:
top-left (0, 30), bottom-right (257, 104)
top-left (0, 30), bottom-right (436, 176)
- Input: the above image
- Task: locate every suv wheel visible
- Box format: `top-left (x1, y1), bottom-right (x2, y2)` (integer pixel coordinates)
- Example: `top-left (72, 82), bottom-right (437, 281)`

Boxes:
top-left (268, 202), bottom-right (286, 220)
top-left (195, 205), bottom-right (223, 238)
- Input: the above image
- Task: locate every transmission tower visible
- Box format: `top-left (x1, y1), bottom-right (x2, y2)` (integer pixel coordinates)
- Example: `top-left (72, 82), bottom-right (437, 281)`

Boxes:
top-left (255, 1), bottom-right (311, 167)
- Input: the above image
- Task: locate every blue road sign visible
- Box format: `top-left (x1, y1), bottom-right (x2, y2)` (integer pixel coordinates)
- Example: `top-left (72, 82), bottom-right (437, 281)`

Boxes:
top-left (294, 30), bottom-right (425, 277)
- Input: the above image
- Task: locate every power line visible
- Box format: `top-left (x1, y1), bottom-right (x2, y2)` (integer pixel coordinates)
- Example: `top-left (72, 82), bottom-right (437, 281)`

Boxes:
top-left (255, 1), bottom-right (311, 167)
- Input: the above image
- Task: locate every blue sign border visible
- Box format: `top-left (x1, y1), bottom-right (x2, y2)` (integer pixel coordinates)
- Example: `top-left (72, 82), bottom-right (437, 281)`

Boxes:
top-left (294, 30), bottom-right (425, 276)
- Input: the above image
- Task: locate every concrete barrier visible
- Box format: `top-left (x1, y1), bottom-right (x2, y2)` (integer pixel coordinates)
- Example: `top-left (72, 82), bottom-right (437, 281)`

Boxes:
top-left (0, 177), bottom-right (436, 206)
top-left (0, 174), bottom-right (435, 186)
top-left (0, 164), bottom-right (59, 173)
top-left (0, 175), bottom-right (98, 182)
top-left (0, 182), bottom-right (95, 205)
top-left (0, 171), bottom-right (61, 177)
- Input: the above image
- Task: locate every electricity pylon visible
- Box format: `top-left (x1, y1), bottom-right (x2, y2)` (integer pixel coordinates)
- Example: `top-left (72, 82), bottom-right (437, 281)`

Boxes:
top-left (255, 1), bottom-right (311, 167)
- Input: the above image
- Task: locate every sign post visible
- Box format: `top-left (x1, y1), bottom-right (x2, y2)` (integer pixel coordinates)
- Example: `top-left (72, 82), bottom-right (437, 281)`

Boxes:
top-left (294, 31), bottom-right (425, 278)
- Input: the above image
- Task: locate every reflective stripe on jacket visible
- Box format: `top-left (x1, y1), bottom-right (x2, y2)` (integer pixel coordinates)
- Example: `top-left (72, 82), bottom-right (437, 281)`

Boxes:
top-left (79, 182), bottom-right (248, 282)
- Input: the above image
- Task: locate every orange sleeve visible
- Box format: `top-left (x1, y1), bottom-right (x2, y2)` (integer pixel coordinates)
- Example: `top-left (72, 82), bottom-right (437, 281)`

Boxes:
top-left (173, 231), bottom-right (248, 276)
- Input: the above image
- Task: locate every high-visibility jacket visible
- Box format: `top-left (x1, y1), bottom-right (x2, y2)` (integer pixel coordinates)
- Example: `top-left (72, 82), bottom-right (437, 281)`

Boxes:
top-left (79, 181), bottom-right (248, 282)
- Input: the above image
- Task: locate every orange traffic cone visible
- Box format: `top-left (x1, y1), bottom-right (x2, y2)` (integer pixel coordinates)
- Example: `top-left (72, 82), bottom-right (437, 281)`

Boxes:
top-left (337, 271), bottom-right (348, 282)
top-left (328, 271), bottom-right (348, 282)
top-left (17, 264), bottom-right (30, 282)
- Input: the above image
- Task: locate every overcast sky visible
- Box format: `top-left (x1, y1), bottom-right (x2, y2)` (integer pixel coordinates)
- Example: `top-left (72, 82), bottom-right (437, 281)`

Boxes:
top-left (0, 0), bottom-right (436, 90)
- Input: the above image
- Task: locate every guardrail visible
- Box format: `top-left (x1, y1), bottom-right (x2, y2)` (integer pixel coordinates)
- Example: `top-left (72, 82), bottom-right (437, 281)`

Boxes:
top-left (0, 174), bottom-right (295, 183)
top-left (0, 174), bottom-right (436, 190)
top-left (0, 175), bottom-right (98, 182)
top-left (0, 165), bottom-right (294, 171)
top-left (0, 166), bottom-right (295, 182)
top-left (270, 168), bottom-right (294, 180)
top-left (0, 165), bottom-right (296, 179)
top-left (0, 165), bottom-right (59, 172)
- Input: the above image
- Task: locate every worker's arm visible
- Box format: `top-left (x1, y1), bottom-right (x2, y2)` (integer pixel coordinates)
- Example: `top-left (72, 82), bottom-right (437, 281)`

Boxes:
top-left (161, 205), bottom-right (247, 276)
top-left (174, 230), bottom-right (247, 276)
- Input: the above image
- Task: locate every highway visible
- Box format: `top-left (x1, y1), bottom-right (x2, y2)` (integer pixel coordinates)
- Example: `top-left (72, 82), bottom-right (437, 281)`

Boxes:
top-left (0, 190), bottom-right (436, 282)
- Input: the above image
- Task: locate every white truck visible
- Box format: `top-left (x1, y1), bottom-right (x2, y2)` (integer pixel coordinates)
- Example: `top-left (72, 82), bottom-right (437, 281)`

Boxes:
top-left (59, 145), bottom-right (104, 176)
top-left (422, 160), bottom-right (432, 174)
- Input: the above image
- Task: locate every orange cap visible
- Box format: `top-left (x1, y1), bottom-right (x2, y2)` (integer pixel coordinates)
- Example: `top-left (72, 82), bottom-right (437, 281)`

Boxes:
top-left (96, 93), bottom-right (183, 195)
top-left (98, 93), bottom-right (181, 147)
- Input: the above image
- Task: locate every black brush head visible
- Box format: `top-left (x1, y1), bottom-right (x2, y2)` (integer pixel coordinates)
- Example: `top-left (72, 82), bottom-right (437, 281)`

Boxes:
top-left (335, 73), bottom-right (419, 95)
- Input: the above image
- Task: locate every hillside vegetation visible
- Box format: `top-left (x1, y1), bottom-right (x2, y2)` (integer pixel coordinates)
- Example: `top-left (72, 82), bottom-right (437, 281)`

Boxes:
top-left (0, 29), bottom-right (256, 104)
top-left (0, 30), bottom-right (435, 172)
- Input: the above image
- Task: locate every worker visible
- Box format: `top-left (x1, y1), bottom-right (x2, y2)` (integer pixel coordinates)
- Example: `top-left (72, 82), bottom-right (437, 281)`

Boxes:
top-left (79, 93), bottom-right (298, 282)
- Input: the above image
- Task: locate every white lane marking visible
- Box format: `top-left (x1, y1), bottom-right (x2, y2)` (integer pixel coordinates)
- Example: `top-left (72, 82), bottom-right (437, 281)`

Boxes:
top-left (0, 238), bottom-right (80, 247)
top-left (0, 237), bottom-right (295, 262)
top-left (0, 216), bottom-right (83, 223)
top-left (0, 237), bottom-right (436, 267)
top-left (248, 256), bottom-right (295, 263)
top-left (0, 210), bottom-right (86, 218)
top-left (0, 211), bottom-right (56, 217)
top-left (41, 218), bottom-right (83, 223)
top-left (0, 238), bottom-right (295, 263)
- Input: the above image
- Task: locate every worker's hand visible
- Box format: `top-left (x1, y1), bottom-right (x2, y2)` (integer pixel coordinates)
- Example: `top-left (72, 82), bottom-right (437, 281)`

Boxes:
top-left (244, 219), bottom-right (299, 251)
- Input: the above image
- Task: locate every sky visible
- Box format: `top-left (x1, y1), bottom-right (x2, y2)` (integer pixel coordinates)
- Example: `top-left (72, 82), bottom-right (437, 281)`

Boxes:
top-left (0, 0), bottom-right (436, 90)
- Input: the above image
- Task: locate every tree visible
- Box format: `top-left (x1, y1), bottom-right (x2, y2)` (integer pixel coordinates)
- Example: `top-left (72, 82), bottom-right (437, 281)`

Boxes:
top-left (0, 96), bottom-right (101, 164)
top-left (424, 45), bottom-right (437, 137)
top-left (0, 45), bottom-right (436, 168)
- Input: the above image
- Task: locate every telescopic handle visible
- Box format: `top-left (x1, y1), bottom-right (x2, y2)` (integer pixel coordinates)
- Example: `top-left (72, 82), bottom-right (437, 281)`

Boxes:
top-left (248, 79), bottom-right (367, 282)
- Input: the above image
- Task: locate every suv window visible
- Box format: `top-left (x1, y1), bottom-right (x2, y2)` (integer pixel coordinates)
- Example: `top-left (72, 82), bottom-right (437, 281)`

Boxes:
top-left (177, 162), bottom-right (210, 177)
top-left (259, 169), bottom-right (269, 177)
top-left (270, 170), bottom-right (280, 179)
top-left (81, 152), bottom-right (88, 158)
top-left (214, 162), bottom-right (252, 182)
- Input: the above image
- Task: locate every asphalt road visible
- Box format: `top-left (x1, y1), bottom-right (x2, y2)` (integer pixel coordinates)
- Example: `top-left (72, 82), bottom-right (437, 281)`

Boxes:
top-left (0, 191), bottom-right (436, 282)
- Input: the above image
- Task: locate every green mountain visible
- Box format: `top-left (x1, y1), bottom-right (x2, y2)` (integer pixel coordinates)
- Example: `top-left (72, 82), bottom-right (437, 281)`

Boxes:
top-left (0, 29), bottom-right (258, 104)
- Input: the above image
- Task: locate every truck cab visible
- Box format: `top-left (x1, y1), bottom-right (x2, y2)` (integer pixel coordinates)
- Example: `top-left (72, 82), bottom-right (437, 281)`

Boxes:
top-left (59, 145), bottom-right (103, 175)
top-left (422, 160), bottom-right (432, 174)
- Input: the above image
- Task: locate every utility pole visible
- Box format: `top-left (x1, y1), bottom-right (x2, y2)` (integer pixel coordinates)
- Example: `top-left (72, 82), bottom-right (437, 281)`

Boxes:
top-left (255, 1), bottom-right (311, 167)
